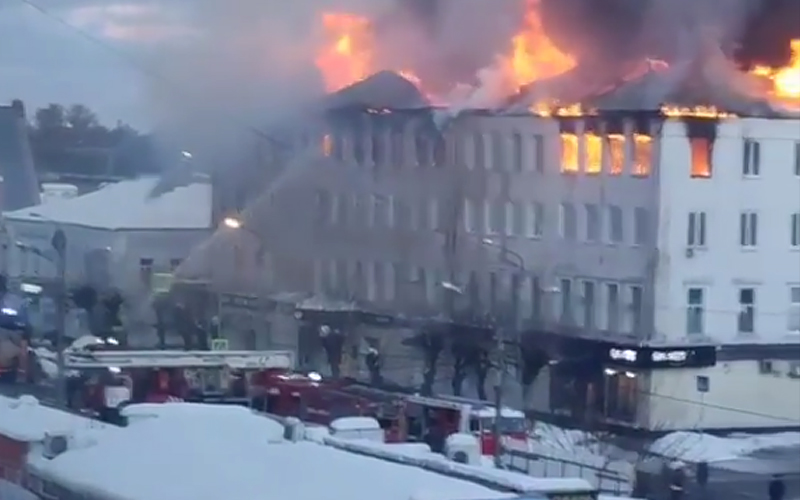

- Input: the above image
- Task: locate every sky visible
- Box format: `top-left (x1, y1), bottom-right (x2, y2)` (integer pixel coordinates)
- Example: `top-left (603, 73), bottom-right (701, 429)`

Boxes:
top-left (1, 1), bottom-right (193, 131)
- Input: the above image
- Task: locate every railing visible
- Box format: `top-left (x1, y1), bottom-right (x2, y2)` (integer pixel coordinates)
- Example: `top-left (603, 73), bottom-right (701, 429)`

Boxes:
top-left (501, 444), bottom-right (631, 496)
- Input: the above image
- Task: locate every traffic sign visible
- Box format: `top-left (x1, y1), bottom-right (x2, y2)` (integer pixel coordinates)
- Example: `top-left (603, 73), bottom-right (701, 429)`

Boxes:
top-left (211, 338), bottom-right (229, 351)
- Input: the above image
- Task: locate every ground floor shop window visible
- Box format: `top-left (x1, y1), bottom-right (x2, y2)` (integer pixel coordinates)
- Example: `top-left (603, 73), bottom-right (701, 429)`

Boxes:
top-left (603, 368), bottom-right (638, 423)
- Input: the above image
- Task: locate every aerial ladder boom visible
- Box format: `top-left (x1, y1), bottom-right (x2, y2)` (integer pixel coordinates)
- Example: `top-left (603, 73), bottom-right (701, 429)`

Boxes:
top-left (64, 349), bottom-right (295, 370)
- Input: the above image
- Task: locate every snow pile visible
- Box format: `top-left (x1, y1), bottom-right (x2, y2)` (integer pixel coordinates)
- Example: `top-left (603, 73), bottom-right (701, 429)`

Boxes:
top-left (0, 395), bottom-right (108, 442)
top-left (330, 417), bottom-right (385, 442)
top-left (649, 431), bottom-right (800, 463)
top-left (32, 404), bottom-right (511, 500)
top-left (324, 435), bottom-right (594, 496)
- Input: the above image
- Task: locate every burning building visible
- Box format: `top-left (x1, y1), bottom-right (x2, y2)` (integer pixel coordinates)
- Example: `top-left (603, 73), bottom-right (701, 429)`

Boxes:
top-left (183, 1), bottom-right (800, 432)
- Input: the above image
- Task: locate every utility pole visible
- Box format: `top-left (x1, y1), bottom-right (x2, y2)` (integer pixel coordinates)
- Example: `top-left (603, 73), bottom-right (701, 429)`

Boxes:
top-left (493, 321), bottom-right (506, 468)
top-left (52, 227), bottom-right (68, 408)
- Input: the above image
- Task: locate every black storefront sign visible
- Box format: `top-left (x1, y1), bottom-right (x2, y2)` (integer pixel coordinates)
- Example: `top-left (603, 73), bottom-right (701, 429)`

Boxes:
top-left (605, 344), bottom-right (716, 369)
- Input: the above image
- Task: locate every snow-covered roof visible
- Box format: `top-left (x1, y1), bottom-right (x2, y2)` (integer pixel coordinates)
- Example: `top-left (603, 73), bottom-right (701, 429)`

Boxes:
top-left (4, 176), bottom-right (210, 230)
top-left (0, 395), bottom-right (109, 442)
top-left (30, 403), bottom-right (520, 500)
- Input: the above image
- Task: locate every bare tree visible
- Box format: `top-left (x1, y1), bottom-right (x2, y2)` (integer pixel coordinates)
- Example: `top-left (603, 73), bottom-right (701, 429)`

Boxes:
top-left (418, 329), bottom-right (444, 396)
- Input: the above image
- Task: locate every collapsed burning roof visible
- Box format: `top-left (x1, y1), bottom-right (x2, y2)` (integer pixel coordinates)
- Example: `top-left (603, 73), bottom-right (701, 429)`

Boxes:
top-left (314, 0), bottom-right (800, 120)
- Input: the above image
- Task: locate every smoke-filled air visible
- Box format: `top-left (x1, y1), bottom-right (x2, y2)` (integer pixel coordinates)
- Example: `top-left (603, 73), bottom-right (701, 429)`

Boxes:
top-left (145, 0), bottom-right (800, 163)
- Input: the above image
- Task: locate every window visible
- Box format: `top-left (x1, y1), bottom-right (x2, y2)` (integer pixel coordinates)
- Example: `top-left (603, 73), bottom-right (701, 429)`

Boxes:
top-left (452, 134), bottom-right (465, 168)
top-left (139, 258), bottom-right (153, 288)
top-left (631, 134), bottom-right (652, 176)
top-left (607, 134), bottom-right (625, 175)
top-left (485, 201), bottom-right (504, 234)
top-left (332, 194), bottom-right (348, 226)
top-left (738, 287), bottom-right (756, 334)
top-left (634, 207), bottom-right (649, 246)
top-left (428, 199), bottom-right (440, 231)
top-left (386, 196), bottom-right (396, 228)
top-left (584, 134), bottom-right (602, 174)
top-left (559, 278), bottom-right (574, 325)
top-left (390, 127), bottom-right (404, 166)
top-left (605, 283), bottom-right (620, 332)
top-left (739, 211), bottom-right (758, 248)
top-left (584, 203), bottom-right (600, 242)
top-left (795, 142), bottom-right (800, 176)
top-left (384, 262), bottom-right (396, 301)
top-left (526, 202), bottom-right (544, 238)
top-left (371, 130), bottom-right (387, 166)
top-left (626, 285), bottom-right (643, 334)
top-left (415, 133), bottom-right (430, 167)
top-left (315, 189), bottom-right (332, 225)
top-left (505, 201), bottom-right (524, 236)
top-left (490, 131), bottom-right (505, 170)
top-left (433, 137), bottom-right (446, 167)
top-left (473, 132), bottom-right (486, 170)
top-left (789, 286), bottom-right (800, 332)
top-left (532, 135), bottom-right (544, 172)
top-left (531, 276), bottom-right (542, 321)
top-left (560, 134), bottom-right (579, 173)
top-left (742, 139), bottom-right (760, 176)
top-left (687, 211), bottom-right (707, 247)
top-left (690, 138), bottom-right (713, 178)
top-left (351, 194), bottom-right (366, 227)
top-left (332, 131), bottom-right (346, 161)
top-left (581, 280), bottom-right (596, 329)
top-left (464, 199), bottom-right (477, 233)
top-left (792, 213), bottom-right (800, 248)
top-left (559, 202), bottom-right (577, 240)
top-left (686, 287), bottom-right (705, 335)
top-left (607, 205), bottom-right (623, 243)
top-left (511, 133), bottom-right (524, 172)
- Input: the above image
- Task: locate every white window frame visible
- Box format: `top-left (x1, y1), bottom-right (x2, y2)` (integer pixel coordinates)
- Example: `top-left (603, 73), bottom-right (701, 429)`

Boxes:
top-left (739, 211), bottom-right (758, 248)
top-left (743, 139), bottom-right (761, 177)
top-left (428, 198), bottom-right (440, 231)
top-left (604, 282), bottom-right (620, 332)
top-left (687, 211), bottom-right (707, 248)
top-left (789, 285), bottom-right (800, 333)
top-left (737, 287), bottom-right (756, 334)
top-left (791, 213), bottom-right (800, 248)
top-left (584, 203), bottom-right (600, 242)
top-left (464, 199), bottom-right (476, 233)
top-left (559, 202), bottom-right (576, 240)
top-left (526, 202), bottom-right (543, 238)
top-left (685, 286), bottom-right (706, 336)
top-left (607, 205), bottom-right (624, 244)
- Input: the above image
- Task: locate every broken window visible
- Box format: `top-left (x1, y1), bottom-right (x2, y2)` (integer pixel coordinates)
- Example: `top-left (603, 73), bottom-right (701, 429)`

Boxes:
top-left (632, 134), bottom-right (652, 177)
top-left (690, 138), bottom-right (713, 178)
top-left (584, 133), bottom-right (602, 175)
top-left (560, 134), bottom-right (579, 173)
top-left (606, 134), bottom-right (625, 175)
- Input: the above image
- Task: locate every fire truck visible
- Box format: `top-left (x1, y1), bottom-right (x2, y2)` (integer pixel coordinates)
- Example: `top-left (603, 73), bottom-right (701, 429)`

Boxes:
top-left (64, 348), bottom-right (294, 422)
top-left (250, 372), bottom-right (528, 455)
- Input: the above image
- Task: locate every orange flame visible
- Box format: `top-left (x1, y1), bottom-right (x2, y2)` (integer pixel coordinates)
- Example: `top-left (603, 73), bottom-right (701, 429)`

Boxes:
top-left (660, 105), bottom-right (735, 118)
top-left (508, 0), bottom-right (576, 90)
top-left (315, 13), bottom-right (374, 92)
top-left (751, 39), bottom-right (800, 100)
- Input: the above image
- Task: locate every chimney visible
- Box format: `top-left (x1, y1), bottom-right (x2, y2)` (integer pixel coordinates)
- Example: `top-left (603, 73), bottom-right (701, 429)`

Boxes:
top-left (10, 99), bottom-right (25, 118)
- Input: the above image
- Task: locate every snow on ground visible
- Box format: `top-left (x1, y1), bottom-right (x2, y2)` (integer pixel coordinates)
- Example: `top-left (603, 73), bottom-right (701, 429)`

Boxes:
top-left (0, 394), bottom-right (108, 442)
top-left (30, 403), bottom-right (521, 500)
top-left (648, 431), bottom-right (800, 462)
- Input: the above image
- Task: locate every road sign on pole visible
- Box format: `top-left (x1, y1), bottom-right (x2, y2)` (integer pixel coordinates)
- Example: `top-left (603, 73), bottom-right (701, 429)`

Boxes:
top-left (211, 338), bottom-right (229, 351)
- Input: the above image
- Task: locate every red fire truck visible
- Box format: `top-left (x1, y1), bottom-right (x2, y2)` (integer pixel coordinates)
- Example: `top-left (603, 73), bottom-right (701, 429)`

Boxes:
top-left (64, 349), bottom-right (295, 422)
top-left (250, 372), bottom-right (528, 455)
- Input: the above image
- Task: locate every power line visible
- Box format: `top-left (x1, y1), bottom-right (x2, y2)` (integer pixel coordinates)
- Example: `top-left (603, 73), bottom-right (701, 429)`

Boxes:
top-left (16, 0), bottom-right (287, 148)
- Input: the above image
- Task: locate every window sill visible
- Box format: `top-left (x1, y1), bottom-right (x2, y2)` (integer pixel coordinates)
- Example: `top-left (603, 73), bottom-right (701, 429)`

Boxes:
top-left (742, 175), bottom-right (761, 180)
top-left (740, 247), bottom-right (759, 252)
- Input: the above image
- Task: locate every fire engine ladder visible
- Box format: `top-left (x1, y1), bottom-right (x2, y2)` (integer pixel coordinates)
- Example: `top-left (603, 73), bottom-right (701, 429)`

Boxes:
top-left (64, 349), bottom-right (295, 370)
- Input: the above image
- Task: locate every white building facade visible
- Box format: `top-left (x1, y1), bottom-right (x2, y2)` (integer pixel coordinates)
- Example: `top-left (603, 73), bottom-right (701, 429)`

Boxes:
top-left (3, 177), bottom-right (211, 297)
top-left (202, 108), bottom-right (799, 432)
top-left (644, 117), bottom-right (800, 431)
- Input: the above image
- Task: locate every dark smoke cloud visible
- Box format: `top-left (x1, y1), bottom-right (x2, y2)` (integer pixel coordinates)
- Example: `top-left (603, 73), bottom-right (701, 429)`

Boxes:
top-left (539, 0), bottom-right (799, 67)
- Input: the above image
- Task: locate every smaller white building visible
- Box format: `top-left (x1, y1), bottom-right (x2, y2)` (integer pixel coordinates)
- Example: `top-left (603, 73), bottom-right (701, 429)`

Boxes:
top-left (2, 176), bottom-right (211, 295)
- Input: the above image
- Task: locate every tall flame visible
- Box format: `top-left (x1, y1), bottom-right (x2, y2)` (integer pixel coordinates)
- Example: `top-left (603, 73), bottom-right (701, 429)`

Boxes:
top-left (508, 0), bottom-right (576, 90)
top-left (751, 39), bottom-right (800, 100)
top-left (315, 13), bottom-right (374, 92)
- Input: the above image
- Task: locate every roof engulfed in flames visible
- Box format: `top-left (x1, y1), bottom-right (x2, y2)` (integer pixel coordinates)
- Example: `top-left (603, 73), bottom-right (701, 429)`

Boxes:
top-left (313, 1), bottom-right (800, 118)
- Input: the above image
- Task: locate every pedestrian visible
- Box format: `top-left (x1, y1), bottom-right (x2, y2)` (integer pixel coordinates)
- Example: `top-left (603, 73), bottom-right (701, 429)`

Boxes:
top-left (769, 474), bottom-right (785, 500)
top-left (668, 461), bottom-right (686, 500)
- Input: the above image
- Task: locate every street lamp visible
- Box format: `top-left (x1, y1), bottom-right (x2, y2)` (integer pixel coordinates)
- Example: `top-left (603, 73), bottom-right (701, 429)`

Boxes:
top-left (17, 212), bottom-right (68, 407)
top-left (222, 217), bottom-right (242, 229)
